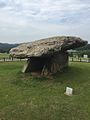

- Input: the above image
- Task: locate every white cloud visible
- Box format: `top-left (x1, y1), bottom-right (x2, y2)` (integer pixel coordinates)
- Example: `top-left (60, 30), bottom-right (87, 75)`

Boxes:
top-left (0, 0), bottom-right (90, 43)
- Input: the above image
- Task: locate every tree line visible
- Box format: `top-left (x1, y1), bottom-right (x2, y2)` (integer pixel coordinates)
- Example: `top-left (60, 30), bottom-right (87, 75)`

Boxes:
top-left (69, 44), bottom-right (90, 58)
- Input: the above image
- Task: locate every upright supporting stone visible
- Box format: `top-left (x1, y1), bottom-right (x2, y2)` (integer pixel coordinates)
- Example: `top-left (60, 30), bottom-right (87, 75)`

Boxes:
top-left (22, 59), bottom-right (30, 73)
top-left (22, 51), bottom-right (68, 75)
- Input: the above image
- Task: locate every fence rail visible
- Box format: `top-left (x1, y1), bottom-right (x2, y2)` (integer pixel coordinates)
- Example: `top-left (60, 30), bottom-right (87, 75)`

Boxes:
top-left (0, 57), bottom-right (90, 63)
top-left (69, 57), bottom-right (90, 63)
top-left (0, 57), bottom-right (27, 62)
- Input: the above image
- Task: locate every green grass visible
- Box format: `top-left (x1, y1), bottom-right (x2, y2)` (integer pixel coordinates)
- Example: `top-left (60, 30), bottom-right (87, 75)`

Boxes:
top-left (0, 61), bottom-right (90, 120)
top-left (0, 53), bottom-right (9, 58)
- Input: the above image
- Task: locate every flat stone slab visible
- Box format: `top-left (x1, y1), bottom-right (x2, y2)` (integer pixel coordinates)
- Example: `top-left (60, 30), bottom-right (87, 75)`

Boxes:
top-left (10, 36), bottom-right (87, 58)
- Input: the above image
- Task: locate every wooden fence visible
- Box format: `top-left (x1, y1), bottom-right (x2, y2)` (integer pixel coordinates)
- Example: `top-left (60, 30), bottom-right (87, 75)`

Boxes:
top-left (0, 57), bottom-right (26, 62)
top-left (0, 57), bottom-right (90, 63)
top-left (69, 57), bottom-right (90, 63)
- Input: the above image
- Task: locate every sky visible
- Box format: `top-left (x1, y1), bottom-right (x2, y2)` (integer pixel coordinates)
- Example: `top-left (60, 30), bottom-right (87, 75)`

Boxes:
top-left (0, 0), bottom-right (90, 43)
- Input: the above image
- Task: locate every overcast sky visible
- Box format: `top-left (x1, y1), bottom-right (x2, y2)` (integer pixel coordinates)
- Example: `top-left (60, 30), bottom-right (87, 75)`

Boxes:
top-left (0, 0), bottom-right (90, 43)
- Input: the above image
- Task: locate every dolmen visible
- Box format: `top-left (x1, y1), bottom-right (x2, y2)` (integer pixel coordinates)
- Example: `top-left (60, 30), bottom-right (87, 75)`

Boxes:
top-left (10, 36), bottom-right (87, 75)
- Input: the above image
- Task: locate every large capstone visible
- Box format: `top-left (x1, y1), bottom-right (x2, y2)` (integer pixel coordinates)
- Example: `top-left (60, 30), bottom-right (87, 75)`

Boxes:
top-left (10, 36), bottom-right (87, 75)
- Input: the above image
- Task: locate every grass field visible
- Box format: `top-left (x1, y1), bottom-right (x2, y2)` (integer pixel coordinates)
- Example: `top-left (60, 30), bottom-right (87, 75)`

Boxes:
top-left (0, 61), bottom-right (90, 120)
top-left (0, 53), bottom-right (9, 58)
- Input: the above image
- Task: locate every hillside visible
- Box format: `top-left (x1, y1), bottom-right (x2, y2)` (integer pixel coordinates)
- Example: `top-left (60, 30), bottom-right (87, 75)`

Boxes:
top-left (75, 44), bottom-right (90, 50)
top-left (0, 43), bottom-right (18, 53)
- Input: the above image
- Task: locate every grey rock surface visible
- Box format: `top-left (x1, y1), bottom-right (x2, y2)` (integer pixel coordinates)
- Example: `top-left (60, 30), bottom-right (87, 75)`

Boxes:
top-left (10, 36), bottom-right (87, 58)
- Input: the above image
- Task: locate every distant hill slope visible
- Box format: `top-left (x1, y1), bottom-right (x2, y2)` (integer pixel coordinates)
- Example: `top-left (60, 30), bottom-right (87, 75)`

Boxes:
top-left (76, 44), bottom-right (90, 50)
top-left (0, 43), bottom-right (18, 53)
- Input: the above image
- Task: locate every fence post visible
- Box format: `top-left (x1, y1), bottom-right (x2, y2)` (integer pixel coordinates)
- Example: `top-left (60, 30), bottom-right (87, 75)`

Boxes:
top-left (72, 57), bottom-right (73, 62)
top-left (88, 58), bottom-right (90, 63)
top-left (80, 58), bottom-right (81, 62)
top-left (11, 57), bottom-right (13, 61)
top-left (3, 58), bottom-right (5, 62)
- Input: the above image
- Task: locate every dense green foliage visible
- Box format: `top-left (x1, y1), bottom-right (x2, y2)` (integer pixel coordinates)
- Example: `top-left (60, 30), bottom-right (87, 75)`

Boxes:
top-left (0, 61), bottom-right (90, 120)
top-left (69, 50), bottom-right (90, 58)
top-left (78, 50), bottom-right (90, 58)
top-left (76, 44), bottom-right (90, 57)
top-left (69, 44), bottom-right (90, 58)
